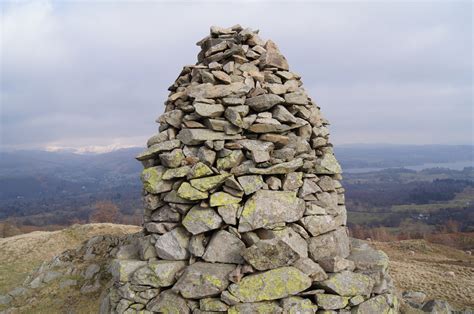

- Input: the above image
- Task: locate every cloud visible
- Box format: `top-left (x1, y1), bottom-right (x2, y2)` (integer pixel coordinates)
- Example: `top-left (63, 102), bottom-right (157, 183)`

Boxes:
top-left (1, 0), bottom-right (472, 150)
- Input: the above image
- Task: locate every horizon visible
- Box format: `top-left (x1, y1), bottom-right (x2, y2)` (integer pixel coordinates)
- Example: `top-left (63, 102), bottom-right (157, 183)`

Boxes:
top-left (1, 1), bottom-right (472, 150)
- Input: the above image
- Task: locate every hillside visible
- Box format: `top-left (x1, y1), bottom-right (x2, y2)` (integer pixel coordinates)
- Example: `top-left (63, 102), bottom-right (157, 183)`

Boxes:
top-left (0, 224), bottom-right (472, 313)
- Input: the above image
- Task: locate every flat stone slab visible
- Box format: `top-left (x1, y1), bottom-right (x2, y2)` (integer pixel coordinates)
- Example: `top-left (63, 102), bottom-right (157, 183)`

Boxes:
top-left (172, 262), bottom-right (235, 299)
top-left (177, 129), bottom-right (242, 145)
top-left (227, 266), bottom-right (311, 302)
top-left (318, 270), bottom-right (374, 297)
top-left (238, 190), bottom-right (305, 232)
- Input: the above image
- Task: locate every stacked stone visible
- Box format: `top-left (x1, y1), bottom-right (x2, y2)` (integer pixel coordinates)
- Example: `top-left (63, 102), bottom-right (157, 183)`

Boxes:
top-left (102, 25), bottom-right (398, 314)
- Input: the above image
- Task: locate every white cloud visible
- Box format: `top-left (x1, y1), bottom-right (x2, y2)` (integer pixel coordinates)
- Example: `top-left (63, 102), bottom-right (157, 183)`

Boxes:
top-left (1, 0), bottom-right (472, 150)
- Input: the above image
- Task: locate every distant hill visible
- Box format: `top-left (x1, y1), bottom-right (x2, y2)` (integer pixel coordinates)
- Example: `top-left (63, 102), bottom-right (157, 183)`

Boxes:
top-left (0, 144), bottom-right (472, 224)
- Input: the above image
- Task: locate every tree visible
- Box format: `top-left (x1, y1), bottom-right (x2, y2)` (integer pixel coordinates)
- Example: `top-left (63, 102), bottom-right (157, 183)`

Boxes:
top-left (89, 201), bottom-right (120, 223)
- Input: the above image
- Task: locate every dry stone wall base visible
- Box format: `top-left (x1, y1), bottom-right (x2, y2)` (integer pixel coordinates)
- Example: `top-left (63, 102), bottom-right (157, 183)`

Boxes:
top-left (100, 25), bottom-right (399, 314)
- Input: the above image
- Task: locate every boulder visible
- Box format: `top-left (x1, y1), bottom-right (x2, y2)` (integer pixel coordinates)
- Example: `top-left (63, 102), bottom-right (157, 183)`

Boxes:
top-left (172, 262), bottom-right (235, 299)
top-left (228, 267), bottom-right (311, 302)
top-left (239, 190), bottom-right (305, 232)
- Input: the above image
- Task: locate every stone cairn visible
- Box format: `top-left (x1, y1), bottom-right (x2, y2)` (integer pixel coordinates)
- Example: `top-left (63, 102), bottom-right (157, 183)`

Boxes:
top-left (101, 25), bottom-right (399, 313)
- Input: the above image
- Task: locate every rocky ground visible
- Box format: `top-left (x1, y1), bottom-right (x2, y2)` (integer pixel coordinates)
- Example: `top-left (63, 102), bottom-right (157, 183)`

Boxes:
top-left (0, 224), bottom-right (472, 313)
top-left (373, 240), bottom-right (474, 311)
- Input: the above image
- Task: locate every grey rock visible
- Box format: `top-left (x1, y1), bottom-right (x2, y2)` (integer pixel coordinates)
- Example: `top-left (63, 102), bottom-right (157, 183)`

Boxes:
top-left (242, 238), bottom-right (299, 271)
top-left (189, 233), bottom-right (207, 257)
top-left (228, 301), bottom-right (283, 313)
top-left (249, 158), bottom-right (303, 175)
top-left (293, 257), bottom-right (328, 282)
top-left (266, 176), bottom-right (282, 190)
top-left (421, 299), bottom-right (452, 314)
top-left (239, 190), bottom-right (305, 232)
top-left (194, 103), bottom-right (225, 117)
top-left (283, 172), bottom-right (304, 191)
top-left (245, 94), bottom-right (284, 111)
top-left (315, 294), bottom-right (349, 310)
top-left (299, 178), bottom-right (321, 198)
top-left (151, 205), bottom-right (180, 222)
top-left (281, 296), bottom-right (317, 313)
top-left (160, 109), bottom-right (184, 128)
top-left (182, 205), bottom-right (223, 235)
top-left (307, 227), bottom-right (350, 261)
top-left (145, 222), bottom-right (179, 234)
top-left (272, 105), bottom-right (297, 123)
top-left (197, 146), bottom-right (217, 166)
top-left (284, 91), bottom-right (308, 105)
top-left (141, 166), bottom-right (173, 194)
top-left (300, 214), bottom-right (344, 237)
top-left (352, 295), bottom-right (395, 314)
top-left (159, 149), bottom-right (185, 168)
top-left (84, 263), bottom-right (100, 280)
top-left (259, 40), bottom-right (289, 70)
top-left (132, 260), bottom-right (187, 287)
top-left (111, 259), bottom-right (147, 282)
top-left (217, 203), bottom-right (239, 225)
top-left (222, 97), bottom-right (245, 105)
top-left (177, 129), bottom-right (241, 145)
top-left (172, 262), bottom-right (235, 299)
top-left (0, 294), bottom-right (12, 306)
top-left (318, 256), bottom-right (355, 273)
top-left (318, 270), bottom-right (374, 297)
top-left (258, 226), bottom-right (308, 258)
top-left (211, 70), bottom-right (231, 84)
top-left (136, 139), bottom-right (181, 161)
top-left (237, 175), bottom-right (264, 195)
top-left (155, 227), bottom-right (190, 260)
top-left (187, 82), bottom-right (251, 99)
top-left (147, 289), bottom-right (190, 313)
top-left (202, 230), bottom-right (245, 263)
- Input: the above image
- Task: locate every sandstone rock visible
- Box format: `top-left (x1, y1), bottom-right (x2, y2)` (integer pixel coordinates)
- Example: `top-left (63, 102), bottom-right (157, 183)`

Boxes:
top-left (242, 238), bottom-right (299, 270)
top-left (182, 205), bottom-right (223, 235)
top-left (239, 190), bottom-right (305, 232)
top-left (227, 267), bottom-right (311, 302)
top-left (155, 227), bottom-right (190, 260)
top-left (172, 262), bottom-right (235, 299)
top-left (202, 230), bottom-right (245, 264)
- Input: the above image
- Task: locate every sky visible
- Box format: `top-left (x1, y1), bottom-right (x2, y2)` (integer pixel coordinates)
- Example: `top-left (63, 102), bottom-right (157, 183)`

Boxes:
top-left (1, 0), bottom-right (472, 152)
